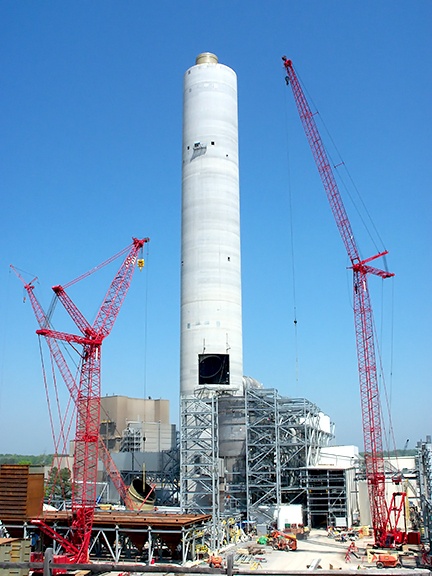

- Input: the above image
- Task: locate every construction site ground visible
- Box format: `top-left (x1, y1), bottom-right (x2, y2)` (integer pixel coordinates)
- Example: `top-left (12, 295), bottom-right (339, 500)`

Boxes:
top-left (222, 529), bottom-right (420, 572)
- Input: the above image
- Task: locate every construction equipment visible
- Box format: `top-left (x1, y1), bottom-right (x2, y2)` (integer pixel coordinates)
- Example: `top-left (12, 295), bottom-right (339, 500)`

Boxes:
top-left (368, 549), bottom-right (401, 568)
top-left (282, 57), bottom-right (406, 549)
top-left (207, 553), bottom-right (223, 568)
top-left (269, 530), bottom-right (298, 551)
top-left (11, 237), bottom-right (149, 563)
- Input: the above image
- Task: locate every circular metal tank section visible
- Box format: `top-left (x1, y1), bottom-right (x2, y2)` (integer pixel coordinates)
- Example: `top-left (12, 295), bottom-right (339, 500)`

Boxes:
top-left (181, 53), bottom-right (243, 396)
top-left (126, 477), bottom-right (156, 510)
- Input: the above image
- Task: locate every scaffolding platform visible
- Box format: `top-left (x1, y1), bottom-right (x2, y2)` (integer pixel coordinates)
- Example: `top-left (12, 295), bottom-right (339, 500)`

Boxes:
top-left (3, 509), bottom-right (211, 563)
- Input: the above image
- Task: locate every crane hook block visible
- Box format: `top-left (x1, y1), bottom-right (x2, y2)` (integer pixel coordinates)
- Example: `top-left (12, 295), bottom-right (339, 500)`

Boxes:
top-left (137, 258), bottom-right (145, 271)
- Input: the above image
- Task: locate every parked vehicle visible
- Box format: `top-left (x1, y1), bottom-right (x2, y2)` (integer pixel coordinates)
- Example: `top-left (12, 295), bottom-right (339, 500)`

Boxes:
top-left (371, 552), bottom-right (401, 568)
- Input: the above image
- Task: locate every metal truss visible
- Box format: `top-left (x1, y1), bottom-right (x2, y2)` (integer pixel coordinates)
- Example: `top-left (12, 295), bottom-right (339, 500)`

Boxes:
top-left (245, 388), bottom-right (334, 525)
top-left (158, 445), bottom-right (180, 506)
top-left (417, 436), bottom-right (432, 544)
top-left (5, 518), bottom-right (210, 564)
top-left (180, 394), bottom-right (221, 548)
top-left (121, 447), bottom-right (180, 507)
top-left (245, 388), bottom-right (280, 524)
top-left (180, 388), bottom-right (334, 535)
top-left (278, 396), bottom-right (333, 499)
top-left (301, 468), bottom-right (349, 528)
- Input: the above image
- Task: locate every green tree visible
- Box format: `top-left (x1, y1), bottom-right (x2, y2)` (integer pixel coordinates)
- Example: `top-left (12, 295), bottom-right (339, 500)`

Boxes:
top-left (0, 454), bottom-right (54, 466)
top-left (45, 466), bottom-right (72, 500)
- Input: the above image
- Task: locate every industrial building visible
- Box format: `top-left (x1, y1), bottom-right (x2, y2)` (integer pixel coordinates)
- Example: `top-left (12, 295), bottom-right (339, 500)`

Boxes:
top-left (99, 395), bottom-right (176, 454)
top-left (98, 395), bottom-right (179, 506)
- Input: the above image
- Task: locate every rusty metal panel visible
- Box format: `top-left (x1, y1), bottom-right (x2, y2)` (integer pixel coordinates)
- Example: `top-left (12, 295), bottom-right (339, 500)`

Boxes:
top-left (26, 473), bottom-right (44, 518)
top-left (0, 465), bottom-right (28, 520)
top-left (0, 465), bottom-right (43, 521)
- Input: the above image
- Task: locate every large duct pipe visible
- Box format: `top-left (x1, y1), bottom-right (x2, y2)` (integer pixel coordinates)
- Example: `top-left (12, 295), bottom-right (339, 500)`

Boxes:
top-left (126, 477), bottom-right (156, 510)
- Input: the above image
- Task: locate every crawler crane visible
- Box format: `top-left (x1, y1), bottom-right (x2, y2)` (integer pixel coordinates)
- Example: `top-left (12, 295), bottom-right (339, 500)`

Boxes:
top-left (282, 57), bottom-right (406, 548)
top-left (12, 237), bottom-right (149, 563)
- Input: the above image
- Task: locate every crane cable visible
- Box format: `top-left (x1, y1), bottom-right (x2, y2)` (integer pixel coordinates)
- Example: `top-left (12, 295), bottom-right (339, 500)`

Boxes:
top-left (295, 68), bottom-right (389, 261)
top-left (285, 65), bottom-right (398, 447)
top-left (375, 277), bottom-right (398, 460)
top-left (38, 335), bottom-right (73, 504)
top-left (141, 241), bottom-right (150, 400)
top-left (283, 84), bottom-right (300, 390)
top-left (318, 99), bottom-right (398, 455)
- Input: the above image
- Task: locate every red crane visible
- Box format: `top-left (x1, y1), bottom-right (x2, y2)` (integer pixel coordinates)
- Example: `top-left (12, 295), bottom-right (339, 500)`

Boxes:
top-left (282, 57), bottom-right (405, 548)
top-left (11, 237), bottom-right (149, 562)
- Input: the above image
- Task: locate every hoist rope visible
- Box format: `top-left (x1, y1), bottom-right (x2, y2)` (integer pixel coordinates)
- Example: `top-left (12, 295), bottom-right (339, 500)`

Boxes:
top-left (38, 335), bottom-right (58, 504)
top-left (38, 332), bottom-right (77, 502)
top-left (295, 67), bottom-right (389, 261)
top-left (367, 274), bottom-right (398, 464)
top-left (38, 336), bottom-right (56, 450)
top-left (283, 85), bottom-right (300, 390)
top-left (142, 242), bottom-right (150, 400)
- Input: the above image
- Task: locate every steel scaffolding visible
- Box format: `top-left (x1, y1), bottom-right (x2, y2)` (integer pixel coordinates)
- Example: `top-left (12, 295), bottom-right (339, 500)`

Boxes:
top-left (245, 388), bottom-right (280, 523)
top-left (180, 387), bottom-right (334, 535)
top-left (301, 468), bottom-right (354, 528)
top-left (417, 436), bottom-right (432, 544)
top-left (120, 422), bottom-right (143, 453)
top-left (180, 394), bottom-right (221, 548)
top-left (245, 388), bottom-right (334, 525)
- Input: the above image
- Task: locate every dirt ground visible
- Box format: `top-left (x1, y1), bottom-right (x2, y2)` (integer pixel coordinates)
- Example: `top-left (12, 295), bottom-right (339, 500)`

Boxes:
top-left (229, 529), bottom-right (392, 571)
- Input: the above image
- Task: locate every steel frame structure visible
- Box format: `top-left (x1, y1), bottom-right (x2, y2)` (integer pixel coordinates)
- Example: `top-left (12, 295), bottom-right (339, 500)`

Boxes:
top-left (278, 396), bottom-right (334, 498)
top-left (120, 423), bottom-right (144, 453)
top-left (179, 385), bottom-right (346, 555)
top-left (245, 388), bottom-right (280, 523)
top-left (417, 437), bottom-right (432, 544)
top-left (180, 387), bottom-right (334, 537)
top-left (158, 446), bottom-right (181, 506)
top-left (301, 468), bottom-right (355, 528)
top-left (120, 448), bottom-right (180, 507)
top-left (245, 388), bottom-right (333, 525)
top-left (180, 394), bottom-right (220, 549)
top-left (2, 517), bottom-right (211, 564)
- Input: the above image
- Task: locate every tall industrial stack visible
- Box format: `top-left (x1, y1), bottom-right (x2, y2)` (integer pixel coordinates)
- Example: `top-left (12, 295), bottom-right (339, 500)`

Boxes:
top-left (180, 52), bottom-right (243, 396)
top-left (180, 53), bottom-right (246, 515)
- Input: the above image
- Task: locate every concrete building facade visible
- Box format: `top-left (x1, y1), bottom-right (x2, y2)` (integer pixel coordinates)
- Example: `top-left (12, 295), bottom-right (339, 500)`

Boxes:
top-left (100, 395), bottom-right (176, 453)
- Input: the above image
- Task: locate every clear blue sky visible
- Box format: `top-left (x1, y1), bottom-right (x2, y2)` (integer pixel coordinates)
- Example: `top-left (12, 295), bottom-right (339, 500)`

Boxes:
top-left (0, 1), bottom-right (430, 454)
